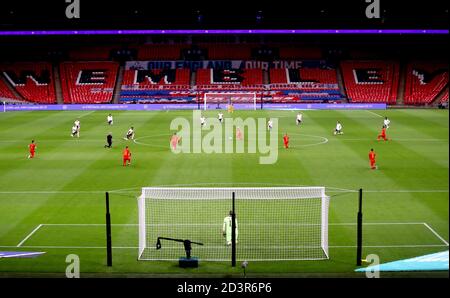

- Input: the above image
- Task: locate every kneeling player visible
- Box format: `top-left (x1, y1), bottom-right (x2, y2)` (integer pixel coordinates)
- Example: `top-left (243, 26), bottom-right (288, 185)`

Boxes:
top-left (74, 119), bottom-right (80, 137)
top-left (296, 112), bottom-right (303, 126)
top-left (71, 125), bottom-right (79, 137)
top-left (334, 121), bottom-right (343, 135)
top-left (123, 146), bottom-right (131, 166)
top-left (283, 133), bottom-right (289, 149)
top-left (28, 140), bottom-right (36, 159)
top-left (218, 112), bottom-right (224, 123)
top-left (236, 127), bottom-right (243, 141)
top-left (383, 117), bottom-right (390, 129)
top-left (170, 133), bottom-right (181, 151)
top-left (200, 115), bottom-right (206, 127)
top-left (124, 127), bottom-right (135, 140)
top-left (267, 119), bottom-right (273, 131)
top-left (107, 114), bottom-right (113, 125)
top-left (377, 125), bottom-right (389, 141)
top-left (369, 148), bottom-right (377, 170)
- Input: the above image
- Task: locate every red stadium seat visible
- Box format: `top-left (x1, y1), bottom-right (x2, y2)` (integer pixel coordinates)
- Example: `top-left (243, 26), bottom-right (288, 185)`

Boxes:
top-left (122, 68), bottom-right (190, 89)
top-left (404, 62), bottom-right (448, 105)
top-left (440, 89), bottom-right (449, 104)
top-left (60, 62), bottom-right (119, 104)
top-left (1, 62), bottom-right (56, 104)
top-left (137, 45), bottom-right (184, 60)
top-left (195, 68), bottom-right (264, 90)
top-left (340, 61), bottom-right (399, 104)
top-left (0, 79), bottom-right (17, 100)
top-left (269, 68), bottom-right (338, 85)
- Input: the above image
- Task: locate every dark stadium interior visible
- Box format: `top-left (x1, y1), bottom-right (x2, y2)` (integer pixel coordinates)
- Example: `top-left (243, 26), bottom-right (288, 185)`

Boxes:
top-left (0, 0), bottom-right (448, 30)
top-left (0, 1), bottom-right (448, 105)
top-left (0, 0), bottom-right (449, 288)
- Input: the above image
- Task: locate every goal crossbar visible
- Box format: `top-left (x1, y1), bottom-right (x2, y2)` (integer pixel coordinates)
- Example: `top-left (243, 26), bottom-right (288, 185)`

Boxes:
top-left (203, 92), bottom-right (257, 110)
top-left (138, 187), bottom-right (329, 261)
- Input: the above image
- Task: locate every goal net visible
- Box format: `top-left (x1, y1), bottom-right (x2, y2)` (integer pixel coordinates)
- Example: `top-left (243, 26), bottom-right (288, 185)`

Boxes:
top-left (138, 187), bottom-right (330, 261)
top-left (203, 92), bottom-right (257, 110)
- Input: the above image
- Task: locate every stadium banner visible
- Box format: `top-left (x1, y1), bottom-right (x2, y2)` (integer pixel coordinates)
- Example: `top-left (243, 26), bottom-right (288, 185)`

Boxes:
top-left (125, 60), bottom-right (314, 71)
top-left (4, 103), bottom-right (386, 111)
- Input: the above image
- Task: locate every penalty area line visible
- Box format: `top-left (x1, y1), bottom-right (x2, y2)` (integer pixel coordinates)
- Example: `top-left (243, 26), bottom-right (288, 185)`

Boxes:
top-left (365, 110), bottom-right (383, 118)
top-left (16, 224), bottom-right (43, 247)
top-left (423, 223), bottom-right (449, 246)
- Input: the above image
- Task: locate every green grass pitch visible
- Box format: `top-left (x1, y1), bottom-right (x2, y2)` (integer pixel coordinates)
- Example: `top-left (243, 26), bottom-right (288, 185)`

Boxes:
top-left (0, 108), bottom-right (448, 277)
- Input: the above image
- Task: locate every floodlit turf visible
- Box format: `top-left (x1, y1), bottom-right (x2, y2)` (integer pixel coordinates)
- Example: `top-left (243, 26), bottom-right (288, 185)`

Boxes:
top-left (0, 109), bottom-right (448, 277)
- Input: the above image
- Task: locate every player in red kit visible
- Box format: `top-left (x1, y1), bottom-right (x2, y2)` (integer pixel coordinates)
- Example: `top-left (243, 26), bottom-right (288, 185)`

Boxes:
top-left (377, 125), bottom-right (389, 141)
top-left (123, 146), bottom-right (131, 166)
top-left (28, 140), bottom-right (36, 159)
top-left (283, 133), bottom-right (289, 149)
top-left (170, 133), bottom-right (181, 151)
top-left (369, 148), bottom-right (377, 170)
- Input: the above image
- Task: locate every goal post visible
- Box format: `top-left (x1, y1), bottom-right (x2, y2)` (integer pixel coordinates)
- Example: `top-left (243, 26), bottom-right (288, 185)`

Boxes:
top-left (203, 92), bottom-right (257, 111)
top-left (138, 187), bottom-right (330, 262)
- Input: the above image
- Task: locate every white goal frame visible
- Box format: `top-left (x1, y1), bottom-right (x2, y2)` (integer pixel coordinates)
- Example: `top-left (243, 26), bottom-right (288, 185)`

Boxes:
top-left (203, 92), bottom-right (257, 110)
top-left (138, 187), bottom-right (330, 262)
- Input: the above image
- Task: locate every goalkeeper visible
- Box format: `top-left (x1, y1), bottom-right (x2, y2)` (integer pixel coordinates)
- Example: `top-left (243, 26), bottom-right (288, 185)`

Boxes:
top-left (222, 211), bottom-right (238, 246)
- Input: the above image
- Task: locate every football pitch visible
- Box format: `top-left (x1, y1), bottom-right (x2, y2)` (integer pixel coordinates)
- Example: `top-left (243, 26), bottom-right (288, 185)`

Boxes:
top-left (0, 108), bottom-right (448, 277)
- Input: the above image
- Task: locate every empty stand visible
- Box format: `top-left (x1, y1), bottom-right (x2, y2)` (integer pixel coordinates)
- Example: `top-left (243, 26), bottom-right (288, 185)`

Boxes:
top-left (60, 62), bottom-right (119, 104)
top-left (195, 68), bottom-right (263, 90)
top-left (0, 79), bottom-right (17, 100)
top-left (137, 45), bottom-right (184, 60)
top-left (404, 62), bottom-right (449, 105)
top-left (1, 62), bottom-right (56, 103)
top-left (340, 61), bottom-right (399, 104)
top-left (440, 89), bottom-right (449, 104)
top-left (122, 68), bottom-right (190, 89)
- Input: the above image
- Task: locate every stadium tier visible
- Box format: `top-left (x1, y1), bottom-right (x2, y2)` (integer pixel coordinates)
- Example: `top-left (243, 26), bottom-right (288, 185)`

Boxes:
top-left (0, 79), bottom-right (18, 100)
top-left (278, 47), bottom-right (322, 60)
top-left (122, 68), bottom-right (191, 87)
top-left (196, 68), bottom-right (264, 86)
top-left (404, 62), bottom-right (449, 105)
top-left (60, 62), bottom-right (119, 104)
top-left (1, 62), bottom-right (56, 103)
top-left (137, 45), bottom-right (185, 60)
top-left (121, 68), bottom-right (191, 103)
top-left (202, 44), bottom-right (253, 60)
top-left (440, 89), bottom-right (449, 103)
top-left (69, 46), bottom-right (115, 61)
top-left (1, 59), bottom-right (447, 105)
top-left (268, 67), bottom-right (342, 102)
top-left (340, 60), bottom-right (400, 104)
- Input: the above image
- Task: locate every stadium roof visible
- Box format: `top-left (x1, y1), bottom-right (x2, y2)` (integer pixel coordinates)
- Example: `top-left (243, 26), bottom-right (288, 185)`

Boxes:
top-left (1, 0), bottom-right (448, 30)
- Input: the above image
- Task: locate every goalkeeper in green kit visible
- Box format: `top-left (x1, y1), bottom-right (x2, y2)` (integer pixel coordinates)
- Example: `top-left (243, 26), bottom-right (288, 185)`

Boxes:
top-left (222, 211), bottom-right (238, 246)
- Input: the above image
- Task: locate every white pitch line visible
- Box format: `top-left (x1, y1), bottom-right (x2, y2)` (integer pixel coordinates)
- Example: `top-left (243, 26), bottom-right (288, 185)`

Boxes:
top-left (42, 223), bottom-right (138, 226)
top-left (330, 244), bottom-right (449, 248)
top-left (0, 191), bottom-right (108, 194)
top-left (7, 189), bottom-right (444, 195)
top-left (39, 222), bottom-right (425, 227)
top-left (366, 110), bottom-right (383, 118)
top-left (16, 224), bottom-right (43, 247)
top-left (423, 223), bottom-right (449, 246)
top-left (0, 252), bottom-right (45, 258)
top-left (76, 110), bottom-right (96, 119)
top-left (0, 244), bottom-right (447, 249)
top-left (364, 190), bottom-right (449, 193)
top-left (0, 245), bottom-right (138, 249)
